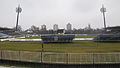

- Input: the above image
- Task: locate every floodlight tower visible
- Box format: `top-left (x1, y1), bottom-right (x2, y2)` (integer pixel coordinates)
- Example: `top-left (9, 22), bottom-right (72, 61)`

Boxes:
top-left (100, 5), bottom-right (107, 31)
top-left (16, 5), bottom-right (22, 31)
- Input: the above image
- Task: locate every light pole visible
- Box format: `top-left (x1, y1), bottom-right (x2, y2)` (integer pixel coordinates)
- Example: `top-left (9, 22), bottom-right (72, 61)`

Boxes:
top-left (100, 5), bottom-right (107, 32)
top-left (16, 5), bottom-right (22, 31)
top-left (41, 42), bottom-right (44, 63)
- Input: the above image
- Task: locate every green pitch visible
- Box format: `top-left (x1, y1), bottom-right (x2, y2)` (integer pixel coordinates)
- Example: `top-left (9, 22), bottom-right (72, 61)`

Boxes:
top-left (75, 35), bottom-right (96, 38)
top-left (18, 35), bottom-right (96, 39)
top-left (0, 41), bottom-right (120, 53)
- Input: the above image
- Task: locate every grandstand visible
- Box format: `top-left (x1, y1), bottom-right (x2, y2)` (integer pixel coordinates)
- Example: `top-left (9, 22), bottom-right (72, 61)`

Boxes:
top-left (94, 26), bottom-right (120, 41)
top-left (106, 26), bottom-right (120, 34)
top-left (41, 34), bottom-right (75, 43)
top-left (0, 33), bottom-right (9, 39)
top-left (41, 29), bottom-right (75, 43)
top-left (0, 27), bottom-right (21, 37)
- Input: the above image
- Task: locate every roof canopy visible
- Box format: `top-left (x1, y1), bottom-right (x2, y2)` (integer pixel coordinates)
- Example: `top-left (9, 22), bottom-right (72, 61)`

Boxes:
top-left (106, 26), bottom-right (120, 30)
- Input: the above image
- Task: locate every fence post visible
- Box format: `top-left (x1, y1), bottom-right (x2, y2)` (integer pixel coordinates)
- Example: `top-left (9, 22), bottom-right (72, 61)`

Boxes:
top-left (0, 50), bottom-right (2, 59)
top-left (93, 53), bottom-right (95, 68)
top-left (41, 42), bottom-right (44, 63)
top-left (41, 52), bottom-right (43, 63)
top-left (19, 51), bottom-right (21, 61)
top-left (66, 53), bottom-right (69, 64)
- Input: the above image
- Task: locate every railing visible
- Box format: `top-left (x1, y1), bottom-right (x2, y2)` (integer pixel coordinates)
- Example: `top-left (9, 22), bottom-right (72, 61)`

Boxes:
top-left (0, 50), bottom-right (120, 64)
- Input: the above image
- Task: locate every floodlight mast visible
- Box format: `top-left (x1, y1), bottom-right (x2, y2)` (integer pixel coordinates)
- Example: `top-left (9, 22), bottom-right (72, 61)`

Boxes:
top-left (100, 5), bottom-right (107, 31)
top-left (16, 5), bottom-right (22, 31)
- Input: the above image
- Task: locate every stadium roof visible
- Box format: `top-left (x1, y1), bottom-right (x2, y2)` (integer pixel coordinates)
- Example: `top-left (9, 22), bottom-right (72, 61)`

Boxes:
top-left (106, 26), bottom-right (120, 30)
top-left (0, 27), bottom-right (12, 31)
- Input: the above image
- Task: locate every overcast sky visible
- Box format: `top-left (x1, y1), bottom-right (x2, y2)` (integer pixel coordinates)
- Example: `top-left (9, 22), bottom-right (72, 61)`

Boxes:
top-left (0, 0), bottom-right (120, 30)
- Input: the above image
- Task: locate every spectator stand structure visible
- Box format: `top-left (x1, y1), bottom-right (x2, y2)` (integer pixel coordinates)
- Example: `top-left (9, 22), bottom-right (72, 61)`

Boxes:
top-left (93, 26), bottom-right (120, 42)
top-left (41, 29), bottom-right (75, 43)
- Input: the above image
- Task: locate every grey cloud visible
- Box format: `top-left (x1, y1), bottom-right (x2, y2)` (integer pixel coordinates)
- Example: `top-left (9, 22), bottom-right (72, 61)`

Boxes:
top-left (0, 0), bottom-right (120, 29)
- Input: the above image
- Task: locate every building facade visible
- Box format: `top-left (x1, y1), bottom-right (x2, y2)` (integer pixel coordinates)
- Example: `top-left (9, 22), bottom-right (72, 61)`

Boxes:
top-left (41, 24), bottom-right (46, 30)
top-left (67, 23), bottom-right (72, 31)
top-left (53, 24), bottom-right (58, 31)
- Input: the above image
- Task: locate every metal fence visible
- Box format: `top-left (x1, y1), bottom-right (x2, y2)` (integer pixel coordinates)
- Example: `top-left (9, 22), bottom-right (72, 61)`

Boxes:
top-left (0, 50), bottom-right (120, 64)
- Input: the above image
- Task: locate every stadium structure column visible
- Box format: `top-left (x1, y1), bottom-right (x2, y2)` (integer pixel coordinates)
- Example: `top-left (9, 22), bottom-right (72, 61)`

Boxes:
top-left (16, 5), bottom-right (22, 31)
top-left (100, 5), bottom-right (107, 32)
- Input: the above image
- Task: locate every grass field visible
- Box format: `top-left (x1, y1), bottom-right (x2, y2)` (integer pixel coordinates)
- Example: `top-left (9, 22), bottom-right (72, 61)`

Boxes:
top-left (19, 36), bottom-right (41, 39)
top-left (75, 35), bottom-right (96, 38)
top-left (0, 41), bottom-right (120, 53)
top-left (18, 35), bottom-right (96, 39)
top-left (0, 62), bottom-right (43, 68)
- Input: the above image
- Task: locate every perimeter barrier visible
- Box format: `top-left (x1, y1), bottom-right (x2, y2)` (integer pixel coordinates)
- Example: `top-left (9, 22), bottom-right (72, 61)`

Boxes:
top-left (0, 50), bottom-right (120, 64)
